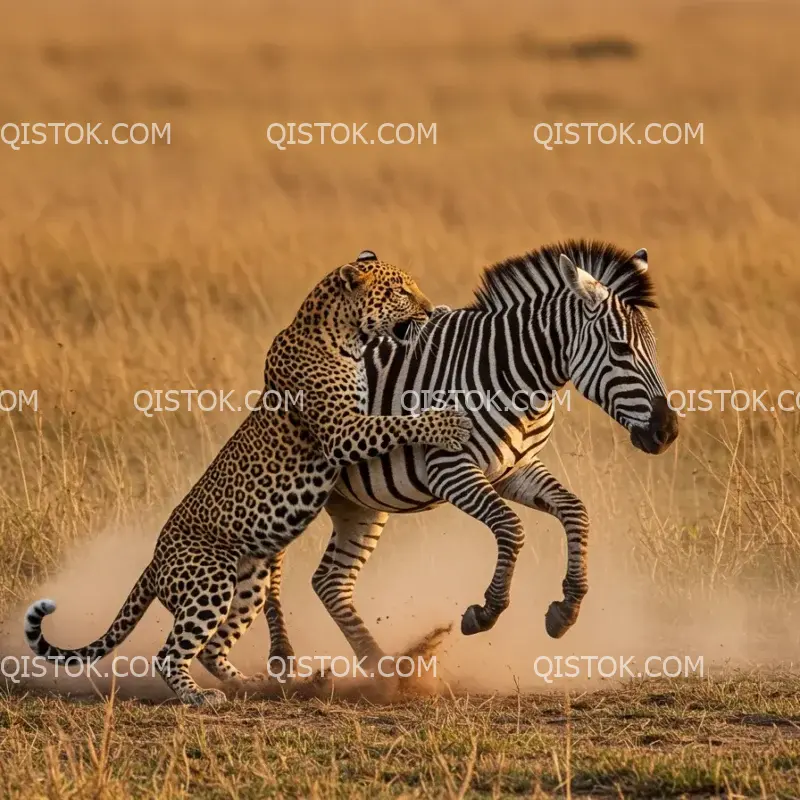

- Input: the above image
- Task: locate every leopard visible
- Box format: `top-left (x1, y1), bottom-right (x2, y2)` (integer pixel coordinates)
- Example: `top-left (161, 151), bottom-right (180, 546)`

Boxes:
top-left (24, 250), bottom-right (472, 706)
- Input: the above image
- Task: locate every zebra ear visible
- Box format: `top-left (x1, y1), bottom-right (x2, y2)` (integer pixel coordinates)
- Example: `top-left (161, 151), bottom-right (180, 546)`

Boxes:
top-left (632, 248), bottom-right (648, 273)
top-left (559, 254), bottom-right (609, 309)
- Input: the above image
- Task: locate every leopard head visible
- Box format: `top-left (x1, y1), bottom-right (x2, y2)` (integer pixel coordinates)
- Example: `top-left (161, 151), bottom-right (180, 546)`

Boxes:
top-left (336, 250), bottom-right (434, 344)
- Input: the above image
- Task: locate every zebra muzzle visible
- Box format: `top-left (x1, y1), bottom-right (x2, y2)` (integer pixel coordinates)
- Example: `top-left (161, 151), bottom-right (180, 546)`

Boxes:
top-left (630, 395), bottom-right (679, 455)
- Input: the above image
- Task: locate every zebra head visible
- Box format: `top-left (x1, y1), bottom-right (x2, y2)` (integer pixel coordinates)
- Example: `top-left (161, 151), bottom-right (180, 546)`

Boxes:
top-left (558, 246), bottom-right (678, 455)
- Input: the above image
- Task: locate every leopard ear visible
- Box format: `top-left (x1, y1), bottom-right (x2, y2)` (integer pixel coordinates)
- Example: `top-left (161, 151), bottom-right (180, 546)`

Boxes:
top-left (337, 264), bottom-right (369, 292)
top-left (356, 250), bottom-right (377, 262)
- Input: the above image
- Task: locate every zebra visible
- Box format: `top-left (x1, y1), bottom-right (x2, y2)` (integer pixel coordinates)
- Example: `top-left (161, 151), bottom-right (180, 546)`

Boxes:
top-left (262, 239), bottom-right (679, 668)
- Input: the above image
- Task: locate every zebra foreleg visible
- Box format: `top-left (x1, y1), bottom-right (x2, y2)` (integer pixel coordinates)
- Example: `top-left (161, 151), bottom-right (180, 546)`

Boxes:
top-left (496, 458), bottom-right (589, 639)
top-left (311, 493), bottom-right (389, 664)
top-left (425, 452), bottom-right (525, 636)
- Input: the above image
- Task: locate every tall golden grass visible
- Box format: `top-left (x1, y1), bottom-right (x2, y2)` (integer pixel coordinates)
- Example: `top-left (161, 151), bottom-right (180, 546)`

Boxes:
top-left (1, 0), bottom-right (799, 621)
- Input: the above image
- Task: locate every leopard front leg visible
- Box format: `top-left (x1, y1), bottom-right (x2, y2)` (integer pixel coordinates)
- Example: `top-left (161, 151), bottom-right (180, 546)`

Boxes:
top-left (304, 403), bottom-right (473, 468)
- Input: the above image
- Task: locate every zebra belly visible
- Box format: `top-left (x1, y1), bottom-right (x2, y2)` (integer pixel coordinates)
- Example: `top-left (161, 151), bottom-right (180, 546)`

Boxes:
top-left (334, 438), bottom-right (544, 513)
top-left (335, 445), bottom-right (435, 512)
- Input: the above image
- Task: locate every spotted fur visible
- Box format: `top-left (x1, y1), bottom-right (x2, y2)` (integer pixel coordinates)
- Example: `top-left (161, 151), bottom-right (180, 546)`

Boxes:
top-left (24, 254), bottom-right (471, 706)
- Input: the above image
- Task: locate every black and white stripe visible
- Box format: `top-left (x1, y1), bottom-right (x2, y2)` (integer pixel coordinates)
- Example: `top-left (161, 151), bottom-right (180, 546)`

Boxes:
top-left (266, 240), bottom-right (678, 663)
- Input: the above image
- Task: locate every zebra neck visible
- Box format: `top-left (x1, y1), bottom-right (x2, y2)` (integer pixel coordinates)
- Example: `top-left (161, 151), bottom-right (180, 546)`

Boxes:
top-left (372, 303), bottom-right (570, 409)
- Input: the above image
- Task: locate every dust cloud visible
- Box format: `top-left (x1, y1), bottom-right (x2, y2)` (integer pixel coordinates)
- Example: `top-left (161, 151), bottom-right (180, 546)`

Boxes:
top-left (1, 477), bottom-right (796, 702)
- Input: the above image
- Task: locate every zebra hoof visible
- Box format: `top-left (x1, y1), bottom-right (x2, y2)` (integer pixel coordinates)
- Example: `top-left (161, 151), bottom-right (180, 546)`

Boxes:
top-left (545, 601), bottom-right (574, 639)
top-left (461, 604), bottom-right (496, 635)
top-left (461, 605), bottom-right (482, 635)
top-left (267, 649), bottom-right (295, 678)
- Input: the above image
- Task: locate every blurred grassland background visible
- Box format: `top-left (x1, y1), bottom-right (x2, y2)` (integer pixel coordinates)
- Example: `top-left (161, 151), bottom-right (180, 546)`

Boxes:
top-left (0, 0), bottom-right (799, 628)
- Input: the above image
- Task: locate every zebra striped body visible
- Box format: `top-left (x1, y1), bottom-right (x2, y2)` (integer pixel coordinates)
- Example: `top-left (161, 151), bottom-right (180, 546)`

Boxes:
top-left (261, 240), bottom-right (679, 669)
top-left (335, 310), bottom-right (558, 512)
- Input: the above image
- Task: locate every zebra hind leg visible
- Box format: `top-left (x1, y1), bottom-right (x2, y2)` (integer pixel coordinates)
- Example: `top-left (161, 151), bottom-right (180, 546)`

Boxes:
top-left (264, 548), bottom-right (295, 670)
top-left (312, 494), bottom-right (388, 664)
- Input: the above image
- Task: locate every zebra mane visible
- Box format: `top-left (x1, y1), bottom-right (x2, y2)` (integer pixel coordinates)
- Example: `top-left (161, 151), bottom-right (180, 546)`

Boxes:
top-left (470, 239), bottom-right (657, 311)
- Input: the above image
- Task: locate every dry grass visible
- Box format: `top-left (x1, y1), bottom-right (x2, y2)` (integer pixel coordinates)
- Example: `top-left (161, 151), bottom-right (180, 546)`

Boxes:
top-left (4, 675), bottom-right (800, 798)
top-left (1, 0), bottom-right (800, 795)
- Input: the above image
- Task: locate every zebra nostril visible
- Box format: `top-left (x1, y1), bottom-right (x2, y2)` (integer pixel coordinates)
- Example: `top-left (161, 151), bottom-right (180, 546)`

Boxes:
top-left (650, 416), bottom-right (679, 450)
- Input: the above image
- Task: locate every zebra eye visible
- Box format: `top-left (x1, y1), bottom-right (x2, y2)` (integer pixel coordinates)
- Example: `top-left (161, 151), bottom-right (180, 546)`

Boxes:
top-left (609, 340), bottom-right (631, 357)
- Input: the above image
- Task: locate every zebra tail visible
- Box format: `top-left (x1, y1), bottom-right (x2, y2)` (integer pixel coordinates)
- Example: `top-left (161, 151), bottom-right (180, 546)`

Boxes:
top-left (24, 563), bottom-right (157, 664)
